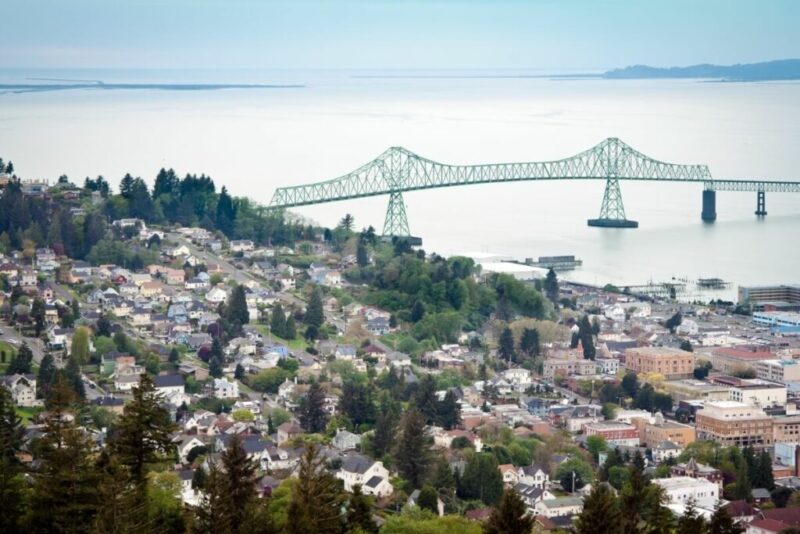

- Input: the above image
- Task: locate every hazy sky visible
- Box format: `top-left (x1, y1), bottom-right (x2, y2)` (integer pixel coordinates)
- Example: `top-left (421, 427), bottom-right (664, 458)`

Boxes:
top-left (4, 0), bottom-right (799, 70)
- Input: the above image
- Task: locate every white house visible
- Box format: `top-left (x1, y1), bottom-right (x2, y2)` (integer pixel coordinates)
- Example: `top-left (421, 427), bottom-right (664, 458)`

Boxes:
top-left (596, 357), bottom-right (620, 375)
top-left (176, 436), bottom-right (207, 463)
top-left (213, 377), bottom-right (240, 399)
top-left (205, 287), bottom-right (228, 305)
top-left (533, 497), bottom-right (584, 518)
top-left (332, 428), bottom-right (362, 451)
top-left (336, 454), bottom-right (393, 497)
top-left (1, 374), bottom-right (37, 407)
top-left (652, 476), bottom-right (719, 510)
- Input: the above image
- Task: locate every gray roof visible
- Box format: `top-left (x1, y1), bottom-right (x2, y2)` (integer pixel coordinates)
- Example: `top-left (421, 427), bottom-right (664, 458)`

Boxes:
top-left (365, 475), bottom-right (383, 488)
top-left (341, 454), bottom-right (374, 475)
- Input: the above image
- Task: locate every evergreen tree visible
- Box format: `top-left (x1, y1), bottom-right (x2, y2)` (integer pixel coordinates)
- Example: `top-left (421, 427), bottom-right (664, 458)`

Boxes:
top-left (6, 343), bottom-right (32, 375)
top-left (224, 284), bottom-right (249, 337)
top-left (519, 327), bottom-right (540, 358)
top-left (642, 489), bottom-right (675, 534)
top-left (620, 451), bottom-right (648, 534)
top-left (676, 498), bottom-right (707, 534)
top-left (410, 301), bottom-right (426, 322)
top-left (356, 242), bottom-right (369, 267)
top-left (484, 489), bottom-right (535, 534)
top-left (0, 385), bottom-right (26, 531)
top-left (430, 460), bottom-right (456, 491)
top-left (393, 408), bottom-right (431, 489)
top-left (417, 485), bottom-right (439, 514)
top-left (92, 451), bottom-right (137, 533)
top-left (305, 286), bottom-right (325, 330)
top-left (299, 382), bottom-right (328, 433)
top-left (409, 373), bottom-right (434, 421)
top-left (169, 347), bottom-right (180, 365)
top-left (31, 297), bottom-right (46, 336)
top-left (498, 326), bottom-right (515, 363)
top-left (287, 443), bottom-right (346, 534)
top-left (437, 389), bottom-right (461, 430)
top-left (234, 363), bottom-right (245, 380)
top-left (543, 268), bottom-right (559, 306)
top-left (757, 449), bottom-right (775, 491)
top-left (209, 337), bottom-right (225, 379)
top-left (37, 352), bottom-right (56, 398)
top-left (270, 303), bottom-right (286, 338)
top-left (734, 457), bottom-right (752, 502)
top-left (220, 434), bottom-right (260, 532)
top-left (347, 484), bottom-right (377, 533)
top-left (27, 379), bottom-right (99, 532)
top-left (339, 380), bottom-right (376, 428)
top-left (216, 186), bottom-right (237, 236)
top-left (459, 452), bottom-right (504, 506)
top-left (708, 505), bottom-right (745, 534)
top-left (578, 315), bottom-right (596, 360)
top-left (110, 374), bottom-right (175, 495)
top-left (70, 325), bottom-right (91, 364)
top-left (195, 462), bottom-right (232, 534)
top-left (64, 354), bottom-right (85, 400)
top-left (372, 393), bottom-right (400, 458)
top-left (284, 316), bottom-right (297, 340)
top-left (575, 483), bottom-right (622, 534)
top-left (267, 414), bottom-right (276, 435)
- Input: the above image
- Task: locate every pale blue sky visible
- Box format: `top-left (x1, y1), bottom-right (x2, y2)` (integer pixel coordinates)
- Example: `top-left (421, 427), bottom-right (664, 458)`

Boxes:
top-left (4, 0), bottom-right (799, 69)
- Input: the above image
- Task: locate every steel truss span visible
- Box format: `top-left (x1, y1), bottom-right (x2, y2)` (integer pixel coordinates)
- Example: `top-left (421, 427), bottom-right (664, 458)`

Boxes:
top-left (267, 137), bottom-right (800, 236)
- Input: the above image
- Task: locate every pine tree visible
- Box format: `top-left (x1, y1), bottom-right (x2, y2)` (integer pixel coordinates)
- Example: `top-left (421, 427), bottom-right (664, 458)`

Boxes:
top-left (270, 303), bottom-right (286, 338)
top-left (459, 452), bottom-right (504, 505)
top-left (267, 414), bottom-right (276, 435)
top-left (708, 505), bottom-right (744, 534)
top-left (110, 374), bottom-right (175, 494)
top-left (575, 483), bottom-right (622, 534)
top-left (417, 485), bottom-right (439, 514)
top-left (234, 363), bottom-right (245, 380)
top-left (224, 284), bottom-right (249, 335)
top-left (0, 385), bottom-right (26, 531)
top-left (620, 451), bottom-right (648, 534)
top-left (305, 286), bottom-right (324, 330)
top-left (414, 375), bottom-right (439, 424)
top-left (220, 433), bottom-right (259, 532)
top-left (757, 449), bottom-right (775, 491)
top-left (31, 297), bottom-right (46, 336)
top-left (578, 315), bottom-right (596, 360)
top-left (734, 457), bottom-right (752, 502)
top-left (498, 326), bottom-right (515, 362)
top-left (195, 462), bottom-right (232, 534)
top-left (543, 268), bottom-right (559, 306)
top-left (64, 354), bottom-right (85, 400)
top-left (27, 379), bottom-right (100, 532)
top-left (347, 484), bottom-right (378, 533)
top-left (676, 498), bottom-right (707, 534)
top-left (437, 389), bottom-right (461, 430)
top-left (287, 443), bottom-right (346, 534)
top-left (285, 316), bottom-right (297, 340)
top-left (93, 451), bottom-right (138, 533)
top-left (209, 337), bottom-right (225, 378)
top-left (393, 408), bottom-right (431, 489)
top-left (37, 352), bottom-right (56, 398)
top-left (356, 242), bottom-right (369, 267)
top-left (519, 327), bottom-right (540, 358)
top-left (484, 489), bottom-right (535, 534)
top-left (372, 393), bottom-right (400, 458)
top-left (299, 382), bottom-right (328, 433)
top-left (6, 342), bottom-right (32, 375)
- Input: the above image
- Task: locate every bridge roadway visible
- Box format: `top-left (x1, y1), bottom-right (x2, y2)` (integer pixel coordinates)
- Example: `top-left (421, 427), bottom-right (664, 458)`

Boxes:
top-left (267, 138), bottom-right (800, 235)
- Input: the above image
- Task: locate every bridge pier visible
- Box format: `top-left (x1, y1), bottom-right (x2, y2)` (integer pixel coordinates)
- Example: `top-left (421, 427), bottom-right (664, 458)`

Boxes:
top-left (755, 190), bottom-right (767, 216)
top-left (587, 177), bottom-right (638, 228)
top-left (382, 191), bottom-right (411, 237)
top-left (701, 190), bottom-right (717, 222)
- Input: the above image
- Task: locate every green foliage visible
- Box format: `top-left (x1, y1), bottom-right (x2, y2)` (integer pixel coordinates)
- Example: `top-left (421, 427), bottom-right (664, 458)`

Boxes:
top-left (575, 483), bottom-right (622, 534)
top-left (555, 457), bottom-right (594, 492)
top-left (586, 435), bottom-right (608, 462)
top-left (249, 368), bottom-right (293, 393)
top-left (382, 509), bottom-right (481, 534)
top-left (393, 408), bottom-right (432, 489)
top-left (287, 444), bottom-right (347, 534)
top-left (458, 452), bottom-right (504, 506)
top-left (299, 382), bottom-right (328, 433)
top-left (417, 485), bottom-right (439, 514)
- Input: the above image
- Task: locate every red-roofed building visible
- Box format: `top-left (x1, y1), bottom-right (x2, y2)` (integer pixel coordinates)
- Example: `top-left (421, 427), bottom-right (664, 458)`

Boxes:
top-left (708, 346), bottom-right (775, 374)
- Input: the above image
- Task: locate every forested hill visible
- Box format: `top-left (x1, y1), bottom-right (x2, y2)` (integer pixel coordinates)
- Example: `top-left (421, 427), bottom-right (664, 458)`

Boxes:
top-left (603, 58), bottom-right (800, 81)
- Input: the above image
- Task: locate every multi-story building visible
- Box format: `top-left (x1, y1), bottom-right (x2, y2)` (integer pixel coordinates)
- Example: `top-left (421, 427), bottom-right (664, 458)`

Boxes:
top-left (757, 359), bottom-right (800, 384)
top-left (652, 476), bottom-right (720, 509)
top-left (695, 401), bottom-right (773, 447)
top-left (595, 357), bottom-right (620, 375)
top-left (582, 421), bottom-right (640, 447)
top-left (671, 458), bottom-right (724, 489)
top-left (773, 416), bottom-right (800, 443)
top-left (542, 358), bottom-right (596, 380)
top-left (624, 347), bottom-right (695, 378)
top-left (739, 284), bottom-right (800, 310)
top-left (644, 419), bottom-right (696, 448)
top-left (662, 379), bottom-right (731, 402)
top-left (709, 376), bottom-right (787, 408)
top-left (704, 346), bottom-right (775, 375)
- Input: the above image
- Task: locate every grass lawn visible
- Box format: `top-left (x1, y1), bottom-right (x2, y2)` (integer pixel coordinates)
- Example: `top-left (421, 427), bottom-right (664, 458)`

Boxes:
top-left (252, 325), bottom-right (307, 350)
top-left (16, 406), bottom-right (43, 424)
top-left (0, 340), bottom-right (18, 364)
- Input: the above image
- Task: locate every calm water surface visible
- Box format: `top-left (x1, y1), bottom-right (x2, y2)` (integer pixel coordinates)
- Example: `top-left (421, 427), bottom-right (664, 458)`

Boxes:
top-left (1, 69), bottom-right (799, 299)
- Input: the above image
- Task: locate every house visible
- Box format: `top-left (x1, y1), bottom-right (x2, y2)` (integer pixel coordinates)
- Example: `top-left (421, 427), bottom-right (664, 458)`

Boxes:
top-left (277, 422), bottom-right (304, 445)
top-left (499, 464), bottom-right (521, 486)
top-left (336, 454), bottom-right (393, 497)
top-left (653, 441), bottom-right (684, 463)
top-left (278, 378), bottom-right (296, 399)
top-left (90, 396), bottom-right (125, 414)
top-left (533, 497), bottom-right (584, 518)
top-left (332, 428), bottom-right (362, 451)
top-left (154, 374), bottom-right (186, 398)
top-left (213, 377), bottom-right (239, 399)
top-left (115, 374), bottom-right (142, 392)
top-left (205, 287), bottom-right (228, 305)
top-left (519, 464), bottom-right (550, 489)
top-left (176, 435), bottom-right (207, 463)
top-left (366, 317), bottom-right (390, 336)
top-left (230, 240), bottom-right (255, 253)
top-left (1, 375), bottom-right (37, 407)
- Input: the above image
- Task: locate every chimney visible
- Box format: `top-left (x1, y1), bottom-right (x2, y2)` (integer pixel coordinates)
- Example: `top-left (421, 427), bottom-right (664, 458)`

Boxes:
top-left (795, 445), bottom-right (800, 478)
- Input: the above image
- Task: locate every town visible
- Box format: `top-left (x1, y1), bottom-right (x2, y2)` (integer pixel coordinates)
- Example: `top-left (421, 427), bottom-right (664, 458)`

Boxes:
top-left (2, 163), bottom-right (800, 533)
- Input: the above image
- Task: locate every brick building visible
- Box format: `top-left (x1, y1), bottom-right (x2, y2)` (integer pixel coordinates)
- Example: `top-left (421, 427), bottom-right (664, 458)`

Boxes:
top-left (624, 347), bottom-right (695, 378)
top-left (695, 401), bottom-right (773, 447)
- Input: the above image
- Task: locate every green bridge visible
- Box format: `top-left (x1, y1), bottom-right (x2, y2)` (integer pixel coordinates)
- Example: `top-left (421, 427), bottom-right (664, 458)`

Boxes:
top-left (268, 137), bottom-right (800, 236)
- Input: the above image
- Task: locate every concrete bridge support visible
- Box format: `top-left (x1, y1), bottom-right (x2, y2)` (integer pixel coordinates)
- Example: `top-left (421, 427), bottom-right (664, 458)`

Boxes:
top-left (701, 190), bottom-right (717, 222)
top-left (755, 190), bottom-right (767, 216)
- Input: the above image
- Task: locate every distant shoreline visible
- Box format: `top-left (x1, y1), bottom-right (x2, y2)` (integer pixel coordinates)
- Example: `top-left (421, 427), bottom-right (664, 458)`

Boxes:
top-left (0, 82), bottom-right (304, 94)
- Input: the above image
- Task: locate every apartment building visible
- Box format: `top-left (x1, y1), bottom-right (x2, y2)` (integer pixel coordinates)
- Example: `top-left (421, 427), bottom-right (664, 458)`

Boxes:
top-left (582, 421), bottom-right (640, 447)
top-left (695, 401), bottom-right (773, 447)
top-left (709, 376), bottom-right (787, 408)
top-left (652, 476), bottom-right (719, 510)
top-left (644, 419), bottom-right (696, 448)
top-left (756, 359), bottom-right (800, 384)
top-left (773, 416), bottom-right (800, 443)
top-left (542, 358), bottom-right (596, 380)
top-left (624, 347), bottom-right (695, 379)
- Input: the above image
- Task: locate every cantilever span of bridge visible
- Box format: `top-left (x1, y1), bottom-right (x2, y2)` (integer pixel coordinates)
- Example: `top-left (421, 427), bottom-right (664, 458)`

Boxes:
top-left (267, 137), bottom-right (800, 238)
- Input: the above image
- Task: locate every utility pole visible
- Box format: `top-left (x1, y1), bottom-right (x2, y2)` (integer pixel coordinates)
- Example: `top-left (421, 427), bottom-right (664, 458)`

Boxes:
top-left (572, 470), bottom-right (576, 494)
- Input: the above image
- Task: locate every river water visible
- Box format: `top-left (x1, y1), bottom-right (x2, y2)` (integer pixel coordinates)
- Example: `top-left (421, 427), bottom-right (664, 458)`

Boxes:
top-left (1, 69), bottom-right (799, 300)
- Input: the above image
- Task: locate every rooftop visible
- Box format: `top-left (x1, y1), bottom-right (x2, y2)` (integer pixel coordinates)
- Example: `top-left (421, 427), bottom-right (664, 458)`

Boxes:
top-left (652, 476), bottom-right (717, 490)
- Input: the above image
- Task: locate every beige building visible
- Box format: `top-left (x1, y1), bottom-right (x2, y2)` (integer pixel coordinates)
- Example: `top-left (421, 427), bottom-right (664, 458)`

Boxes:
top-left (773, 415), bottom-right (800, 442)
top-left (662, 379), bottom-right (731, 402)
top-left (695, 401), bottom-right (773, 447)
top-left (644, 419), bottom-right (696, 448)
top-left (756, 359), bottom-right (800, 384)
top-left (542, 358), bottom-right (596, 380)
top-left (624, 347), bottom-right (695, 378)
top-left (703, 346), bottom-right (774, 375)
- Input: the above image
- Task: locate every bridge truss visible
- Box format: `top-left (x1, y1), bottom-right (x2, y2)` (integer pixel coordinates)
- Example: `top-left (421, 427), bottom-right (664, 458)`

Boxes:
top-left (268, 138), bottom-right (800, 236)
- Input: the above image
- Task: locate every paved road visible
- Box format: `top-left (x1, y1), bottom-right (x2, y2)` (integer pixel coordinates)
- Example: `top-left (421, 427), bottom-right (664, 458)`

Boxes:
top-left (0, 324), bottom-right (48, 366)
